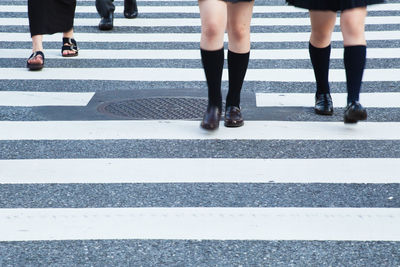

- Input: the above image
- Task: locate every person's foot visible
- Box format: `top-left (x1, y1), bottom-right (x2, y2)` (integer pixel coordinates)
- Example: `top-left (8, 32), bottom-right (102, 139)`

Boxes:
top-left (124, 0), bottom-right (138, 18)
top-left (27, 51), bottom-right (44, 71)
top-left (224, 106), bottom-right (244, 127)
top-left (99, 12), bottom-right (114, 30)
top-left (61, 38), bottom-right (78, 57)
top-left (200, 105), bottom-right (221, 130)
top-left (344, 101), bottom-right (367, 124)
top-left (314, 93), bottom-right (333, 115)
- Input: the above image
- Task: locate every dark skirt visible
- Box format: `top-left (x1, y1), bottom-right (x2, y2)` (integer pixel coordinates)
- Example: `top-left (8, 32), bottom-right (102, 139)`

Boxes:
top-left (222, 0), bottom-right (253, 2)
top-left (28, 0), bottom-right (76, 37)
top-left (286, 0), bottom-right (385, 11)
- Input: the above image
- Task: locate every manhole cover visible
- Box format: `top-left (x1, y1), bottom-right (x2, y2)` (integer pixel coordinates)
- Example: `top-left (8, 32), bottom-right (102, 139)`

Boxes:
top-left (98, 97), bottom-right (222, 120)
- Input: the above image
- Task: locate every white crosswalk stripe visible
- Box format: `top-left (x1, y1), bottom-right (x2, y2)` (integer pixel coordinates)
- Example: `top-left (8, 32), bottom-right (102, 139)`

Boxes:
top-left (1, 207), bottom-right (400, 241)
top-left (3, 48), bottom-right (400, 59)
top-left (3, 31), bottom-right (400, 42)
top-left (0, 0), bottom-right (399, 264)
top-left (1, 120), bottom-right (400, 140)
top-left (1, 158), bottom-right (399, 184)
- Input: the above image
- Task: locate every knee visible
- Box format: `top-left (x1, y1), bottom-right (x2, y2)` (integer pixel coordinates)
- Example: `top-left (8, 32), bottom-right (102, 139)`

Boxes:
top-left (228, 23), bottom-right (250, 43)
top-left (310, 29), bottom-right (332, 47)
top-left (341, 19), bottom-right (364, 39)
top-left (202, 21), bottom-right (224, 41)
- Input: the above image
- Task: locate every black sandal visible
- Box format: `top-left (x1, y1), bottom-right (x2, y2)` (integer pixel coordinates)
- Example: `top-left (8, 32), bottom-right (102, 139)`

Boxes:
top-left (62, 37), bottom-right (79, 57)
top-left (26, 51), bottom-right (45, 71)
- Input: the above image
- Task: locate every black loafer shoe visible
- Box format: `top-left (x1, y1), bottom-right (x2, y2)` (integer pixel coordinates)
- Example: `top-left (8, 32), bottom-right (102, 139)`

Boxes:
top-left (314, 93), bottom-right (333, 115)
top-left (224, 106), bottom-right (244, 128)
top-left (124, 0), bottom-right (138, 18)
top-left (344, 101), bottom-right (367, 124)
top-left (200, 106), bottom-right (221, 130)
top-left (99, 12), bottom-right (114, 30)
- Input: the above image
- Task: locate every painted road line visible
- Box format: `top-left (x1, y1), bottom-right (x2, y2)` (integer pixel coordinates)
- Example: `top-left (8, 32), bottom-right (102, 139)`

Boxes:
top-left (0, 91), bottom-right (94, 107)
top-left (2, 48), bottom-right (400, 60)
top-left (0, 68), bottom-right (399, 82)
top-left (0, 158), bottom-right (399, 184)
top-left (1, 31), bottom-right (400, 43)
top-left (1, 120), bottom-right (400, 140)
top-left (256, 93), bottom-right (400, 108)
top-left (0, 207), bottom-right (399, 241)
top-left (2, 16), bottom-right (400, 26)
top-left (0, 4), bottom-right (395, 13)
top-left (0, 5), bottom-right (310, 13)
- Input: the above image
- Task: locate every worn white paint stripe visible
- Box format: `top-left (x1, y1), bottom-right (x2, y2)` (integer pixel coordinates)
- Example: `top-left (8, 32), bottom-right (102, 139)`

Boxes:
top-left (1, 158), bottom-right (399, 184)
top-left (0, 91), bottom-right (94, 107)
top-left (0, 120), bottom-right (399, 140)
top-left (1, 31), bottom-right (400, 43)
top-left (256, 93), bottom-right (400, 108)
top-left (0, 5), bottom-right (307, 13)
top-left (3, 16), bottom-right (400, 26)
top-left (0, 4), bottom-right (394, 13)
top-left (1, 68), bottom-right (399, 82)
top-left (0, 207), bottom-right (399, 241)
top-left (2, 48), bottom-right (400, 60)
top-left (5, 0), bottom-right (196, 1)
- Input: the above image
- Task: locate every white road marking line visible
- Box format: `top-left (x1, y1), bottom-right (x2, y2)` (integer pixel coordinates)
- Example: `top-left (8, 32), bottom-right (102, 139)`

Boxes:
top-left (256, 93), bottom-right (400, 108)
top-left (0, 4), bottom-right (395, 13)
top-left (0, 158), bottom-right (399, 184)
top-left (2, 16), bottom-right (400, 26)
top-left (0, 91), bottom-right (94, 107)
top-left (1, 31), bottom-right (400, 43)
top-left (2, 48), bottom-right (400, 60)
top-left (1, 68), bottom-right (399, 82)
top-left (0, 120), bottom-right (400, 140)
top-left (1, 208), bottom-right (399, 241)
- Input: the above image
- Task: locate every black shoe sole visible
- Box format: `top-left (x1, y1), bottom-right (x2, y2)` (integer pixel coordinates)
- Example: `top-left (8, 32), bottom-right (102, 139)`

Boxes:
top-left (99, 25), bottom-right (113, 31)
top-left (314, 108), bottom-right (333, 116)
top-left (124, 12), bottom-right (138, 18)
top-left (344, 110), bottom-right (367, 124)
top-left (27, 64), bottom-right (43, 71)
top-left (200, 122), bottom-right (219, 131)
top-left (224, 120), bottom-right (244, 128)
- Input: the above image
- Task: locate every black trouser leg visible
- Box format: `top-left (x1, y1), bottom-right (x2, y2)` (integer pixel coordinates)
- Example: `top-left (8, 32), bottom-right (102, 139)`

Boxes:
top-left (124, 0), bottom-right (138, 18)
top-left (96, 0), bottom-right (115, 17)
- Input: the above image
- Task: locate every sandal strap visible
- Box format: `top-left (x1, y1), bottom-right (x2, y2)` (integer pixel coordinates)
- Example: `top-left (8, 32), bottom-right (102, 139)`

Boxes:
top-left (28, 51), bottom-right (45, 61)
top-left (62, 44), bottom-right (78, 52)
top-left (62, 37), bottom-right (78, 51)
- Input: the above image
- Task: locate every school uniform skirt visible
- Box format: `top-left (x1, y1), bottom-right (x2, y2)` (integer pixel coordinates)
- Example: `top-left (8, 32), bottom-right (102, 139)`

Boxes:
top-left (222, 0), bottom-right (253, 2)
top-left (286, 0), bottom-right (385, 11)
top-left (28, 0), bottom-right (76, 37)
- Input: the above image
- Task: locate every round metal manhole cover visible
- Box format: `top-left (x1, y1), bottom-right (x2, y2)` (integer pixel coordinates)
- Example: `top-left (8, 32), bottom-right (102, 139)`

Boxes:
top-left (98, 97), bottom-right (221, 120)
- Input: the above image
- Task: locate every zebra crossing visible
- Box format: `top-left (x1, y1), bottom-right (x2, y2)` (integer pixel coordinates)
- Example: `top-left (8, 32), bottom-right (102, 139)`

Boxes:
top-left (0, 0), bottom-right (399, 265)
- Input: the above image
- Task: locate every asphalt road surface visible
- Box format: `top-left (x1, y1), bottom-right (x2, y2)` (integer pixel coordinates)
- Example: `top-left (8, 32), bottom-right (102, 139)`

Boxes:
top-left (0, 0), bottom-right (399, 265)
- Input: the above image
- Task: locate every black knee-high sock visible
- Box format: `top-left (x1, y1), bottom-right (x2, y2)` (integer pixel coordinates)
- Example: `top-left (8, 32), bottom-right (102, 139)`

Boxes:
top-left (344, 45), bottom-right (366, 103)
top-left (226, 50), bottom-right (250, 108)
top-left (309, 42), bottom-right (331, 95)
top-left (201, 48), bottom-right (224, 109)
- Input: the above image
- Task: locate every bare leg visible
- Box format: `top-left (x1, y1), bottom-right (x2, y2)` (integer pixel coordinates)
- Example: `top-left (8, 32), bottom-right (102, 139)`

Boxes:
top-left (309, 10), bottom-right (336, 48)
top-left (199, 0), bottom-right (227, 50)
top-left (226, 1), bottom-right (254, 53)
top-left (340, 7), bottom-right (367, 46)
